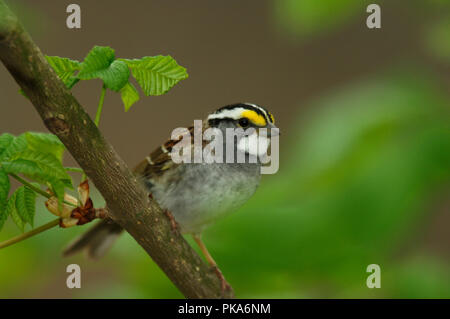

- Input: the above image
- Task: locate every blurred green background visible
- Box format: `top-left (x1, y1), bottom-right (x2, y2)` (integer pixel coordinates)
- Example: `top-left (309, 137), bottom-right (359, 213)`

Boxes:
top-left (0, 0), bottom-right (449, 298)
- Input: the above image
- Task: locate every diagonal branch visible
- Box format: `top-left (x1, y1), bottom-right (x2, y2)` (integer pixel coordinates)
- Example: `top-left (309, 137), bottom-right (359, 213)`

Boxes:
top-left (0, 1), bottom-right (233, 298)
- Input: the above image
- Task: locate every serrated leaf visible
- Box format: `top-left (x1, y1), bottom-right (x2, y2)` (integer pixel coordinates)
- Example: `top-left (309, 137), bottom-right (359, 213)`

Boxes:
top-left (123, 56), bottom-right (188, 96)
top-left (0, 133), bottom-right (15, 158)
top-left (0, 167), bottom-right (10, 206)
top-left (15, 186), bottom-right (36, 227)
top-left (78, 46), bottom-right (129, 92)
top-left (99, 60), bottom-right (129, 92)
top-left (6, 191), bottom-right (23, 232)
top-left (2, 158), bottom-right (70, 211)
top-left (0, 168), bottom-right (10, 230)
top-left (0, 134), bottom-right (28, 161)
top-left (25, 132), bottom-right (65, 161)
top-left (60, 177), bottom-right (74, 190)
top-left (0, 166), bottom-right (10, 198)
top-left (10, 150), bottom-right (69, 181)
top-left (121, 82), bottom-right (140, 111)
top-left (46, 56), bottom-right (81, 87)
top-left (81, 60), bottom-right (129, 92)
top-left (3, 158), bottom-right (74, 193)
top-left (2, 159), bottom-right (42, 179)
top-left (10, 208), bottom-right (24, 231)
top-left (78, 46), bottom-right (115, 75)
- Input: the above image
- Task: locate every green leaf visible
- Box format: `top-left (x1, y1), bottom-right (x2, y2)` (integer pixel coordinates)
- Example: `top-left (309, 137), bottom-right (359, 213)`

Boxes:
top-left (46, 56), bottom-right (81, 87)
top-left (0, 134), bottom-right (27, 161)
top-left (100, 60), bottom-right (129, 92)
top-left (9, 150), bottom-right (73, 194)
top-left (2, 159), bottom-right (69, 210)
top-left (120, 82), bottom-right (140, 111)
top-left (78, 46), bottom-right (115, 75)
top-left (0, 133), bottom-right (15, 158)
top-left (123, 56), bottom-right (188, 96)
top-left (0, 167), bottom-right (10, 207)
top-left (2, 159), bottom-right (73, 196)
top-left (15, 186), bottom-right (36, 227)
top-left (78, 46), bottom-right (129, 92)
top-left (10, 150), bottom-right (69, 181)
top-left (0, 168), bottom-right (10, 230)
top-left (2, 159), bottom-right (42, 178)
top-left (25, 132), bottom-right (65, 161)
top-left (6, 191), bottom-right (23, 232)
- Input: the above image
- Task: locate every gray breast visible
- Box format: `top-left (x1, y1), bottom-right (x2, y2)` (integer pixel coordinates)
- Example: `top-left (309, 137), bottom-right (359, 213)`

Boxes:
top-left (147, 162), bottom-right (261, 234)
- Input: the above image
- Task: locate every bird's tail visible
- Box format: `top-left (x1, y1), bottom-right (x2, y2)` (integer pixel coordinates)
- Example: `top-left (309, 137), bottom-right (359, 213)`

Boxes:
top-left (63, 218), bottom-right (123, 259)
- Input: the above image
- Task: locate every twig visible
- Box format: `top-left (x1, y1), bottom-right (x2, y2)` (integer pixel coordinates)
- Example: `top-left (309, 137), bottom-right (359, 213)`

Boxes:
top-left (65, 167), bottom-right (84, 173)
top-left (0, 218), bottom-right (60, 249)
top-left (94, 84), bottom-right (107, 126)
top-left (9, 173), bottom-right (51, 198)
top-left (0, 0), bottom-right (232, 298)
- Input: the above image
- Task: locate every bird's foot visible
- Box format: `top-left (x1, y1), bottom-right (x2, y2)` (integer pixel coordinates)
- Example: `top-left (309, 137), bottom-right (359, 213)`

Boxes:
top-left (212, 265), bottom-right (233, 297)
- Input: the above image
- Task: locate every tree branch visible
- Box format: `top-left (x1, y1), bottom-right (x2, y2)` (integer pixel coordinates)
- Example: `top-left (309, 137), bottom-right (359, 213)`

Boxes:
top-left (0, 1), bottom-right (233, 298)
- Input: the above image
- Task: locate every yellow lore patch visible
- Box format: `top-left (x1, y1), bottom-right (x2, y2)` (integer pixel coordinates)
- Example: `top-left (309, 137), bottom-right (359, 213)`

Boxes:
top-left (241, 110), bottom-right (267, 126)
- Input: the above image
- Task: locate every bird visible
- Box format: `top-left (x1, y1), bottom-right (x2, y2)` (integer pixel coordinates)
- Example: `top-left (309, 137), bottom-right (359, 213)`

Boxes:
top-left (63, 102), bottom-right (278, 289)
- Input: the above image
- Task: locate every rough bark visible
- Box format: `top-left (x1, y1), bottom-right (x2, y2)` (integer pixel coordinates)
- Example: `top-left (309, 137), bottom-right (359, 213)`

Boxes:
top-left (0, 1), bottom-right (233, 298)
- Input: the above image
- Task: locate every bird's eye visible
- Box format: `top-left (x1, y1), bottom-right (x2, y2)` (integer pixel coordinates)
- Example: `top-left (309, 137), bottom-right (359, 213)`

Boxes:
top-left (239, 118), bottom-right (249, 127)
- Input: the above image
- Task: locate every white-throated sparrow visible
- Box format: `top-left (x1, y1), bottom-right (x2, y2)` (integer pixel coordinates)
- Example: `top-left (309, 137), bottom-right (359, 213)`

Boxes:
top-left (64, 103), bottom-right (278, 289)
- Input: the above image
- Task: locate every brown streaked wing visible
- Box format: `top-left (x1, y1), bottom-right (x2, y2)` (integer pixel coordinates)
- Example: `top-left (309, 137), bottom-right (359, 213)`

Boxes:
top-left (133, 125), bottom-right (196, 179)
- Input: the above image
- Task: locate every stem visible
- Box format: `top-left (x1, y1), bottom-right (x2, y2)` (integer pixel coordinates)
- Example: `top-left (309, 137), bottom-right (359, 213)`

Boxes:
top-left (0, 218), bottom-right (60, 249)
top-left (9, 173), bottom-right (77, 207)
top-left (94, 84), bottom-right (106, 126)
top-left (9, 173), bottom-right (51, 198)
top-left (65, 167), bottom-right (84, 173)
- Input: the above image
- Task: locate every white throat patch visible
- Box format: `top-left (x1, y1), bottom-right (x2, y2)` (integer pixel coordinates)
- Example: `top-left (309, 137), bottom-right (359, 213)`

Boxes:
top-left (237, 131), bottom-right (270, 157)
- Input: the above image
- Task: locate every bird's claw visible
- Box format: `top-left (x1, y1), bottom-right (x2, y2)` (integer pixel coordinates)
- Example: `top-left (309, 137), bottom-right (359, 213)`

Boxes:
top-left (212, 265), bottom-right (232, 297)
